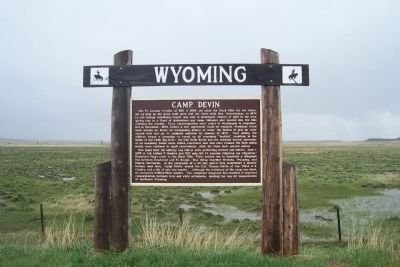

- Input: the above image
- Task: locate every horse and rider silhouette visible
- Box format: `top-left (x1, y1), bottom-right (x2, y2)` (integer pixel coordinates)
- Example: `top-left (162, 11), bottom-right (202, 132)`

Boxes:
top-left (288, 69), bottom-right (298, 84)
top-left (94, 70), bottom-right (103, 81)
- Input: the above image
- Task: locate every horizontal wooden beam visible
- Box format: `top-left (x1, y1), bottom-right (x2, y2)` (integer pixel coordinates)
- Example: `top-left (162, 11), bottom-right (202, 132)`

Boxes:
top-left (83, 64), bottom-right (309, 87)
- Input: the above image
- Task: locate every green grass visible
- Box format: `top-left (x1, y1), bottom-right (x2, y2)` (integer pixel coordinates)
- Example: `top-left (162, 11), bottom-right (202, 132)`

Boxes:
top-left (212, 183), bottom-right (376, 211)
top-left (284, 142), bottom-right (400, 187)
top-left (298, 182), bottom-right (376, 209)
top-left (0, 243), bottom-right (397, 267)
top-left (213, 187), bottom-right (262, 211)
top-left (1, 143), bottom-right (400, 232)
top-left (1, 142), bottom-right (400, 265)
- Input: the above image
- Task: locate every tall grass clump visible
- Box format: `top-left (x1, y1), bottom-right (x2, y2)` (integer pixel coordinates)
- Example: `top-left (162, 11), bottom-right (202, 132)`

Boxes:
top-left (43, 215), bottom-right (87, 248)
top-left (347, 222), bottom-right (398, 258)
top-left (138, 215), bottom-right (254, 251)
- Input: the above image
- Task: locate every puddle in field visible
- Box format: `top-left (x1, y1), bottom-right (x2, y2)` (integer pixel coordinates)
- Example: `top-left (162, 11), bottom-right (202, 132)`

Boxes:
top-left (301, 189), bottom-right (400, 225)
top-left (180, 189), bottom-right (400, 229)
top-left (300, 189), bottom-right (400, 241)
top-left (331, 188), bottom-right (400, 223)
top-left (62, 177), bottom-right (76, 181)
top-left (179, 202), bottom-right (260, 222)
top-left (202, 204), bottom-right (261, 222)
top-left (198, 191), bottom-right (216, 200)
top-left (37, 173), bottom-right (76, 181)
top-left (196, 191), bottom-right (225, 200)
top-left (182, 190), bottom-right (260, 222)
top-left (179, 204), bottom-right (196, 210)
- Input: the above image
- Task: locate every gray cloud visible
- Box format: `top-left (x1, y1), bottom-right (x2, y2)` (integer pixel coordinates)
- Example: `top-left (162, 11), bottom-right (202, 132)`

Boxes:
top-left (0, 0), bottom-right (399, 140)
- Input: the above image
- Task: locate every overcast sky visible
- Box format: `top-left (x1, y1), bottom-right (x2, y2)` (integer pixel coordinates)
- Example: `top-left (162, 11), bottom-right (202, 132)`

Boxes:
top-left (1, 0), bottom-right (399, 141)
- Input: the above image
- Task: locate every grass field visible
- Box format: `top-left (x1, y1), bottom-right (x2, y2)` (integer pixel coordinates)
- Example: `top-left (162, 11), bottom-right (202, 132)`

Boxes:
top-left (0, 142), bottom-right (399, 266)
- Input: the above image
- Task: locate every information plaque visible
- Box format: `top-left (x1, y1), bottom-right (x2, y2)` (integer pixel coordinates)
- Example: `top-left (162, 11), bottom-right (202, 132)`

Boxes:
top-left (130, 99), bottom-right (261, 186)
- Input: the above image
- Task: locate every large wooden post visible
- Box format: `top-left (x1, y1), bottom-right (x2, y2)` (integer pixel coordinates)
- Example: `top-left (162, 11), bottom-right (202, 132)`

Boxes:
top-left (261, 48), bottom-right (283, 255)
top-left (94, 161), bottom-right (111, 250)
top-left (282, 162), bottom-right (299, 255)
top-left (111, 50), bottom-right (132, 251)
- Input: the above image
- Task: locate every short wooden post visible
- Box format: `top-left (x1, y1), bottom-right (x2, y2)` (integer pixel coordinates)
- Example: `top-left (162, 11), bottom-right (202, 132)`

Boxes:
top-left (111, 50), bottom-right (133, 251)
top-left (282, 162), bottom-right (299, 256)
top-left (40, 204), bottom-right (45, 239)
top-left (335, 205), bottom-right (342, 243)
top-left (261, 48), bottom-right (283, 255)
top-left (94, 161), bottom-right (111, 250)
top-left (179, 208), bottom-right (183, 226)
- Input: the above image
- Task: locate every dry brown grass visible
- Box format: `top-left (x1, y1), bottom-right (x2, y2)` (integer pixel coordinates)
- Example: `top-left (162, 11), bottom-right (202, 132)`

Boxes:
top-left (43, 215), bottom-right (87, 248)
top-left (138, 215), bottom-right (254, 251)
top-left (0, 216), bottom-right (87, 249)
top-left (347, 222), bottom-right (398, 257)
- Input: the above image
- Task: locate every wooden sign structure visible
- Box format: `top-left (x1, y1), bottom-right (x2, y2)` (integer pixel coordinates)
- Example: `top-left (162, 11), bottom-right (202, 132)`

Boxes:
top-left (86, 49), bottom-right (307, 255)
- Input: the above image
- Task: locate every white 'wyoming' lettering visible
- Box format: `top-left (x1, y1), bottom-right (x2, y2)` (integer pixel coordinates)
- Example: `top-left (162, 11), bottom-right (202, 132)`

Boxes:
top-left (154, 67), bottom-right (168, 83)
top-left (154, 65), bottom-right (247, 84)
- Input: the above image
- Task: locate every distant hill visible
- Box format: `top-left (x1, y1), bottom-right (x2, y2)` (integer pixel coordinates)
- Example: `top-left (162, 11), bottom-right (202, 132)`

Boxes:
top-left (365, 137), bottom-right (400, 142)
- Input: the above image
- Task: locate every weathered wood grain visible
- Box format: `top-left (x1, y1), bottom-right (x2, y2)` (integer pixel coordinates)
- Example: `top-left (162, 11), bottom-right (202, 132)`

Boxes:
top-left (261, 48), bottom-right (283, 255)
top-left (282, 162), bottom-right (299, 255)
top-left (94, 161), bottom-right (111, 250)
top-left (110, 50), bottom-right (132, 251)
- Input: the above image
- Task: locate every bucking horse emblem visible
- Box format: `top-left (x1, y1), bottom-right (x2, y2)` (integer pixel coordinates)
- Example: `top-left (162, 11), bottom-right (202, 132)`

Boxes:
top-left (94, 70), bottom-right (104, 81)
top-left (288, 69), bottom-right (298, 84)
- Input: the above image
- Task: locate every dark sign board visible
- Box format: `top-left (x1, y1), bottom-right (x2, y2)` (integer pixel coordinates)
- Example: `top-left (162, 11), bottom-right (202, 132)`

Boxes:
top-left (83, 64), bottom-right (309, 87)
top-left (130, 99), bottom-right (261, 186)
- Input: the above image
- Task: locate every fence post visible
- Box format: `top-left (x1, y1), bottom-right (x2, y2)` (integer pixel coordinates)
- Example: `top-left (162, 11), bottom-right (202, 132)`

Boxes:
top-left (179, 208), bottom-right (183, 226)
top-left (335, 205), bottom-right (342, 243)
top-left (282, 162), bottom-right (299, 255)
top-left (261, 48), bottom-right (283, 255)
top-left (94, 161), bottom-right (111, 250)
top-left (110, 50), bottom-right (133, 251)
top-left (40, 204), bottom-right (45, 239)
